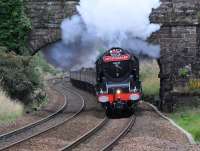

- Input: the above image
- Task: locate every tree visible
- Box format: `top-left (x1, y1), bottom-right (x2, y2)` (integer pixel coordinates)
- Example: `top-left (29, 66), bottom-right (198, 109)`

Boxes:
top-left (0, 0), bottom-right (31, 55)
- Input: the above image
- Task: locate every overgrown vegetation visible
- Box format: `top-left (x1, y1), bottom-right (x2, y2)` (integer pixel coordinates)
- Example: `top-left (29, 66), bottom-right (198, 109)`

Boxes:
top-left (0, 0), bottom-right (31, 55)
top-left (140, 60), bottom-right (160, 97)
top-left (0, 53), bottom-right (46, 105)
top-left (0, 50), bottom-right (57, 122)
top-left (32, 53), bottom-right (57, 76)
top-left (170, 107), bottom-right (200, 142)
top-left (0, 88), bottom-right (23, 124)
top-left (179, 67), bottom-right (190, 78)
top-left (0, 0), bottom-right (58, 124)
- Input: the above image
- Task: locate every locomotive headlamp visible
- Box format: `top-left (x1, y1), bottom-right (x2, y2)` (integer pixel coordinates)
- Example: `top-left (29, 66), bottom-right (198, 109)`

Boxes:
top-left (98, 96), bottom-right (109, 103)
top-left (130, 93), bottom-right (140, 101)
top-left (116, 89), bottom-right (121, 94)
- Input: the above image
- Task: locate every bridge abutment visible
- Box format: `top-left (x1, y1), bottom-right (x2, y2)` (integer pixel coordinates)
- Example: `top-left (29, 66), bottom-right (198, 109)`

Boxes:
top-left (151, 0), bottom-right (200, 111)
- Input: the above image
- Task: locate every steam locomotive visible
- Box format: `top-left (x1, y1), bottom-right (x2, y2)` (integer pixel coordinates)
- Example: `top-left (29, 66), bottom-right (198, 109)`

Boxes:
top-left (70, 48), bottom-right (142, 114)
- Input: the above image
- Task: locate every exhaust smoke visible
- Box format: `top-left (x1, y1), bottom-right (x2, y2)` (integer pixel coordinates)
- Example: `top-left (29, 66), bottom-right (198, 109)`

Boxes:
top-left (48, 0), bottom-right (160, 69)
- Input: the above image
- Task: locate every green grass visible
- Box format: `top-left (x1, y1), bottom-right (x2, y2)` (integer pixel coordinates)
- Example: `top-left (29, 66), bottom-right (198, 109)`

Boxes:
top-left (140, 60), bottom-right (160, 96)
top-left (170, 107), bottom-right (200, 142)
top-left (0, 88), bottom-right (24, 124)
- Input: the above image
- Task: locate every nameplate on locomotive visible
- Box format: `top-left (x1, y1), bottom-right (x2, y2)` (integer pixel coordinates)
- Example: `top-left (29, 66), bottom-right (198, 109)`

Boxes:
top-left (103, 48), bottom-right (130, 63)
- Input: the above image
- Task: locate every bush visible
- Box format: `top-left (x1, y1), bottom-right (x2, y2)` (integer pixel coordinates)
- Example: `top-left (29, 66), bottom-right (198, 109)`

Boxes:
top-left (0, 52), bottom-right (45, 105)
top-left (179, 68), bottom-right (189, 78)
top-left (0, 0), bottom-right (31, 55)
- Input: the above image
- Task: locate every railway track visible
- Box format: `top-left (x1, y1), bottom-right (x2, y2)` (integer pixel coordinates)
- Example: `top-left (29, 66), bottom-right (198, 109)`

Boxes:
top-left (60, 114), bottom-right (136, 151)
top-left (60, 117), bottom-right (108, 151)
top-left (101, 114), bottom-right (136, 151)
top-left (0, 79), bottom-right (136, 151)
top-left (59, 81), bottom-right (137, 151)
top-left (0, 80), bottom-right (85, 150)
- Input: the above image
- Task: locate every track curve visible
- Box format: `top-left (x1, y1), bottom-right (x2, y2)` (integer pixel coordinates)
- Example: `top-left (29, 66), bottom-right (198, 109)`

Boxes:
top-left (0, 80), bottom-right (85, 150)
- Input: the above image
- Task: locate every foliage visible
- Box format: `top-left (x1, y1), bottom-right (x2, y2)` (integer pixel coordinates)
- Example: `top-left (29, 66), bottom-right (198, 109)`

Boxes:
top-left (140, 60), bottom-right (160, 96)
top-left (179, 67), bottom-right (189, 78)
top-left (0, 1), bottom-right (55, 113)
top-left (0, 52), bottom-right (45, 105)
top-left (0, 46), bottom-right (8, 53)
top-left (170, 107), bottom-right (200, 142)
top-left (32, 53), bottom-right (57, 75)
top-left (0, 88), bottom-right (23, 124)
top-left (0, 0), bottom-right (31, 55)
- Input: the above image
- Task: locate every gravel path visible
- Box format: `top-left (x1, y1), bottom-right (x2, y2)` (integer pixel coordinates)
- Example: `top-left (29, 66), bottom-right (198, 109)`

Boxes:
top-left (112, 102), bottom-right (200, 151)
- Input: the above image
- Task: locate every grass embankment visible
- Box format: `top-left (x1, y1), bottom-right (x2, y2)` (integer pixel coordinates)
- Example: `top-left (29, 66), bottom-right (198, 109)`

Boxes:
top-left (140, 60), bottom-right (160, 97)
top-left (170, 107), bottom-right (200, 142)
top-left (0, 89), bottom-right (23, 124)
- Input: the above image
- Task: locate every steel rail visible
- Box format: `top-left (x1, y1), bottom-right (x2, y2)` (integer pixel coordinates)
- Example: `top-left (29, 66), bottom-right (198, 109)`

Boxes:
top-left (0, 83), bottom-right (85, 150)
top-left (0, 80), bottom-right (67, 141)
top-left (60, 117), bottom-right (108, 151)
top-left (62, 80), bottom-right (136, 151)
top-left (60, 114), bottom-right (136, 151)
top-left (101, 114), bottom-right (136, 151)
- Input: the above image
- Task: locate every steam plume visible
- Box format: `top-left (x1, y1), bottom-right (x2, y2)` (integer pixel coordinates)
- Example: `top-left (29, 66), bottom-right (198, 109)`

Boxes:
top-left (49, 0), bottom-right (160, 69)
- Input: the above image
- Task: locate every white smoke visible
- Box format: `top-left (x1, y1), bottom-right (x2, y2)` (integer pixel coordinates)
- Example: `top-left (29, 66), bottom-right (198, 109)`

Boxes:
top-left (76, 0), bottom-right (160, 41)
top-left (59, 0), bottom-right (160, 69)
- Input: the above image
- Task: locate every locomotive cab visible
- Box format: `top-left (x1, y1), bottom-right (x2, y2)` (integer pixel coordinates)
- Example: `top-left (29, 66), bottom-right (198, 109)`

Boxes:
top-left (96, 48), bottom-right (142, 113)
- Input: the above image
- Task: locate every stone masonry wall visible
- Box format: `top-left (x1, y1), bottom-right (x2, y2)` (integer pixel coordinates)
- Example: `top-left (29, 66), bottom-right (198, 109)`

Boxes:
top-left (151, 0), bottom-right (200, 111)
top-left (24, 0), bottom-right (78, 51)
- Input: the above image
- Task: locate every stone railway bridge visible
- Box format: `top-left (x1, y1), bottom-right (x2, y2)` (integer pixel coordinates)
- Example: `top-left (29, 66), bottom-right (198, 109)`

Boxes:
top-left (25, 0), bottom-right (200, 112)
